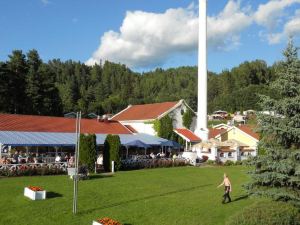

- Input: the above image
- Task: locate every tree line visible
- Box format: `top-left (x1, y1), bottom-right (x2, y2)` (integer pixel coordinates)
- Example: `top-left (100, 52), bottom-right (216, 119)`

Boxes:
top-left (0, 49), bottom-right (280, 116)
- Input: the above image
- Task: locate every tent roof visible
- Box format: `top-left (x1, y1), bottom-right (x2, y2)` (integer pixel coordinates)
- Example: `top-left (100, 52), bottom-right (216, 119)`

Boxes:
top-left (160, 140), bottom-right (181, 148)
top-left (124, 140), bottom-right (150, 148)
top-left (0, 131), bottom-right (167, 147)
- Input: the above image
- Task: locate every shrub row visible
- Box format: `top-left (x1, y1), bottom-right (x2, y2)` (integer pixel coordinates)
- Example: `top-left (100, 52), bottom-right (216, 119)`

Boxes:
top-left (0, 166), bottom-right (66, 177)
top-left (121, 159), bottom-right (188, 170)
top-left (206, 159), bottom-right (248, 166)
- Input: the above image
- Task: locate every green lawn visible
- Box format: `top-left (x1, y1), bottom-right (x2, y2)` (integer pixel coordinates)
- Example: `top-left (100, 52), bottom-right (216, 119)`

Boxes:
top-left (0, 166), bottom-right (255, 225)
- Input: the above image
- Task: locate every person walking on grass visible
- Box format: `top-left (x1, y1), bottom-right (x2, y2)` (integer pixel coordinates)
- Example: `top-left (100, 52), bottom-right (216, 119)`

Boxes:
top-left (217, 173), bottom-right (232, 204)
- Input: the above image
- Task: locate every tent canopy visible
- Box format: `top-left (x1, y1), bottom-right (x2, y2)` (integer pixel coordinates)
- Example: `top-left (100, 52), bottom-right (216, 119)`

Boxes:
top-left (124, 140), bottom-right (150, 149)
top-left (0, 131), bottom-right (168, 147)
top-left (160, 140), bottom-right (181, 148)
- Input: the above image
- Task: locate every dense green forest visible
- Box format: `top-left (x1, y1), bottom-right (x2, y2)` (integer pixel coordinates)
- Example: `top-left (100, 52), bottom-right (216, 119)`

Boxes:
top-left (0, 49), bottom-right (279, 116)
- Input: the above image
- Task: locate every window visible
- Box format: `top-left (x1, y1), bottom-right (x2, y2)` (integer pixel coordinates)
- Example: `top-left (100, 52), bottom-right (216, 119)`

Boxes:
top-left (220, 153), bottom-right (224, 157)
top-left (208, 148), bottom-right (211, 153)
top-left (228, 152), bottom-right (232, 157)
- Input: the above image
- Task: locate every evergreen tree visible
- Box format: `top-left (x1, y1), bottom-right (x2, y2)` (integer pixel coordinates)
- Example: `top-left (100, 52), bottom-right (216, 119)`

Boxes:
top-left (79, 134), bottom-right (97, 171)
top-left (39, 64), bottom-right (62, 115)
top-left (6, 50), bottom-right (27, 113)
top-left (26, 49), bottom-right (43, 114)
top-left (0, 63), bottom-right (10, 112)
top-left (246, 39), bottom-right (300, 206)
top-left (103, 134), bottom-right (121, 172)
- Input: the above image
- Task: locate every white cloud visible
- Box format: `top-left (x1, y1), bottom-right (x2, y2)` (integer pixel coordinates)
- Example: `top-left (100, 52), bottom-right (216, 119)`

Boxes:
top-left (41, 0), bottom-right (50, 5)
top-left (261, 9), bottom-right (300, 44)
top-left (86, 1), bottom-right (252, 68)
top-left (86, 0), bottom-right (300, 68)
top-left (254, 0), bottom-right (300, 29)
top-left (284, 10), bottom-right (300, 35)
top-left (207, 1), bottom-right (252, 50)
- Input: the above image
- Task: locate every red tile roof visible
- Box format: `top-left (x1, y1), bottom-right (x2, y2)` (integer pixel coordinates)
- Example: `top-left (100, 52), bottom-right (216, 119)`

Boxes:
top-left (238, 125), bottom-right (260, 140)
top-left (209, 128), bottom-right (226, 139)
top-left (124, 125), bottom-right (138, 133)
top-left (0, 114), bottom-right (131, 134)
top-left (175, 128), bottom-right (201, 142)
top-left (112, 101), bottom-right (179, 121)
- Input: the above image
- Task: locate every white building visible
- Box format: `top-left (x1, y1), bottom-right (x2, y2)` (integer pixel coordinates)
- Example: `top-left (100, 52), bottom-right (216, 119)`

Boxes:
top-left (111, 99), bottom-right (197, 136)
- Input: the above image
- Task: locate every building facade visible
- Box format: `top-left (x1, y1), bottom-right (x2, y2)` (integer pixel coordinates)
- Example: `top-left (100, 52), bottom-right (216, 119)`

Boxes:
top-left (112, 99), bottom-right (197, 136)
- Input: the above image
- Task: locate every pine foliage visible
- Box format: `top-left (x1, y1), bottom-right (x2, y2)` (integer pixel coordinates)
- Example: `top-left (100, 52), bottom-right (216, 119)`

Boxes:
top-left (246, 39), bottom-right (300, 206)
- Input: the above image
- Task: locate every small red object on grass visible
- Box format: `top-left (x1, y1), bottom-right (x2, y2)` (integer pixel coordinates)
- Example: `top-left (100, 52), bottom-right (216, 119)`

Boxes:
top-left (97, 217), bottom-right (122, 225)
top-left (28, 186), bottom-right (43, 192)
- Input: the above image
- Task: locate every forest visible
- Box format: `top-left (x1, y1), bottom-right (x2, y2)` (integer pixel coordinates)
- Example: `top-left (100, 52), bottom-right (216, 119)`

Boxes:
top-left (0, 49), bottom-right (279, 117)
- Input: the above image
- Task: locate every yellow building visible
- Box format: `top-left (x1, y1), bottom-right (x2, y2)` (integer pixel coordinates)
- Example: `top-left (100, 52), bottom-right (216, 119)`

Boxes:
top-left (192, 124), bottom-right (259, 162)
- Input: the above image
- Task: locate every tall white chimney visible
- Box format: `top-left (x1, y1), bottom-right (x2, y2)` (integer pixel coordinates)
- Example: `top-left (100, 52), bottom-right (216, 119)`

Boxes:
top-left (195, 0), bottom-right (209, 140)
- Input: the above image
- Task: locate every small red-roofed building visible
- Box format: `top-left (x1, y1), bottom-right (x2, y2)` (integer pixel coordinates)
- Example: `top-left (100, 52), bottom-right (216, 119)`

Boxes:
top-left (174, 128), bottom-right (201, 150)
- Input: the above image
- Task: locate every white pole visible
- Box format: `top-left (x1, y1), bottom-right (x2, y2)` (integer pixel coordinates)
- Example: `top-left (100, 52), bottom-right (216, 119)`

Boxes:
top-left (195, 0), bottom-right (208, 141)
top-left (73, 111), bottom-right (81, 214)
top-left (73, 112), bottom-right (78, 214)
top-left (112, 160), bottom-right (115, 173)
top-left (0, 143), bottom-right (2, 159)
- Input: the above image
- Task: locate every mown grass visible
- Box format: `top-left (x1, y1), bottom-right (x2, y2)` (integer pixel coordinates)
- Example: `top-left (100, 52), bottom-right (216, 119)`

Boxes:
top-left (0, 166), bottom-right (254, 225)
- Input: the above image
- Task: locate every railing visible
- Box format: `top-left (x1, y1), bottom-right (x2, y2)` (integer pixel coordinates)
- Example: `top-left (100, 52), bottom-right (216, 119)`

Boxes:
top-left (0, 162), bottom-right (68, 171)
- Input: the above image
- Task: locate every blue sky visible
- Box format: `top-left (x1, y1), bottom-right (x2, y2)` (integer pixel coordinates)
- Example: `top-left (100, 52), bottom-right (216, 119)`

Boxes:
top-left (0, 0), bottom-right (299, 73)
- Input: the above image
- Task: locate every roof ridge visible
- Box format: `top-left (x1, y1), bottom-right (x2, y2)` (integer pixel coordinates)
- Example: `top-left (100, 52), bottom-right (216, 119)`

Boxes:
top-left (129, 100), bottom-right (180, 107)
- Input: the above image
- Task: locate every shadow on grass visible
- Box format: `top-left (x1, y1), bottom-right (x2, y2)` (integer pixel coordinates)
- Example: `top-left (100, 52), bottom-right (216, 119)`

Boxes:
top-left (232, 195), bottom-right (248, 202)
top-left (81, 184), bottom-right (213, 214)
top-left (88, 174), bottom-right (114, 180)
top-left (47, 192), bottom-right (63, 198)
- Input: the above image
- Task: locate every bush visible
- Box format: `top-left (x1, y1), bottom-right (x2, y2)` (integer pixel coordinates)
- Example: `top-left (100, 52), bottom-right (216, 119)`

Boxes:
top-left (226, 200), bottom-right (300, 225)
top-left (103, 134), bottom-right (121, 172)
top-left (207, 160), bottom-right (214, 165)
top-left (202, 155), bottom-right (209, 162)
top-left (79, 134), bottom-right (97, 172)
top-left (120, 159), bottom-right (188, 170)
top-left (234, 160), bottom-right (243, 165)
top-left (224, 160), bottom-right (234, 166)
top-left (0, 165), bottom-right (66, 177)
top-left (182, 108), bottom-right (194, 129)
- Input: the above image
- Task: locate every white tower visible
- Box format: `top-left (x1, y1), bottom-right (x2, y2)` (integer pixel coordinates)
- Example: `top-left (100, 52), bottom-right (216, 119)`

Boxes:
top-left (194, 0), bottom-right (209, 140)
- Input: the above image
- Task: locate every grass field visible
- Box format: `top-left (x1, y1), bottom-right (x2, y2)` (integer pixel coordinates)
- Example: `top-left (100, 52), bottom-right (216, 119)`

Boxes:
top-left (0, 166), bottom-right (255, 225)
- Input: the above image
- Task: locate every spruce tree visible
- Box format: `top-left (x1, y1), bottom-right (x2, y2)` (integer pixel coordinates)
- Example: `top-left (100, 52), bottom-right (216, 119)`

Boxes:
top-left (246, 39), bottom-right (300, 206)
top-left (6, 50), bottom-right (27, 113)
top-left (26, 49), bottom-right (43, 114)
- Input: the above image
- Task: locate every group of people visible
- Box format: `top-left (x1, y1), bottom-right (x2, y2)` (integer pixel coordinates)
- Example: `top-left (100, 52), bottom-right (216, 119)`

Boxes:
top-left (0, 151), bottom-right (76, 166)
top-left (0, 151), bottom-right (30, 164)
top-left (55, 154), bottom-right (75, 167)
top-left (149, 152), bottom-right (179, 159)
